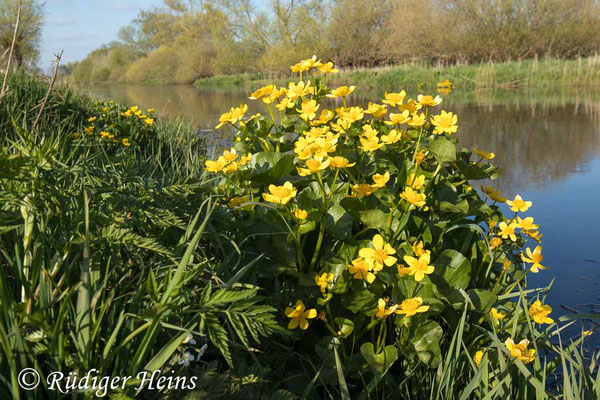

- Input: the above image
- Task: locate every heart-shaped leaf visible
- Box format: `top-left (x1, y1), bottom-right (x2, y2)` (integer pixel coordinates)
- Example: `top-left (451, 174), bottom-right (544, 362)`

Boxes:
top-left (360, 343), bottom-right (398, 377)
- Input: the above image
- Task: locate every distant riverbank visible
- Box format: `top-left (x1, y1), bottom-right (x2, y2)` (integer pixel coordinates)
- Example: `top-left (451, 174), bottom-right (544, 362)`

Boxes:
top-left (193, 57), bottom-right (600, 92)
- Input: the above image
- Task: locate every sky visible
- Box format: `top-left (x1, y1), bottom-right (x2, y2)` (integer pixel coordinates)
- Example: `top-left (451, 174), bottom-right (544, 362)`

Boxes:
top-left (40, 0), bottom-right (164, 68)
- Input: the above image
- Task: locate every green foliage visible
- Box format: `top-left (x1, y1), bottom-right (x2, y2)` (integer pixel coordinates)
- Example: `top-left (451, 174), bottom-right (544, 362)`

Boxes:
top-left (0, 0), bottom-right (43, 67)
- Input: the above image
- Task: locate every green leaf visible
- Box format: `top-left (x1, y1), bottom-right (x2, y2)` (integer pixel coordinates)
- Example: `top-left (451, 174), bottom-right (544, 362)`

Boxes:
top-left (335, 318), bottom-right (354, 338)
top-left (357, 209), bottom-right (388, 229)
top-left (410, 321), bottom-right (442, 368)
top-left (467, 289), bottom-right (497, 313)
top-left (342, 284), bottom-right (376, 313)
top-left (360, 343), bottom-right (398, 377)
top-left (431, 249), bottom-right (472, 290)
top-left (428, 137), bottom-right (456, 163)
top-left (249, 152), bottom-right (295, 184)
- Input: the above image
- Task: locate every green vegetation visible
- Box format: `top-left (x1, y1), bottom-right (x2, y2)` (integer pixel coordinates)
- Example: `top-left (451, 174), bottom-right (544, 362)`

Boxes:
top-left (3, 60), bottom-right (599, 398)
top-left (66, 0), bottom-right (600, 85)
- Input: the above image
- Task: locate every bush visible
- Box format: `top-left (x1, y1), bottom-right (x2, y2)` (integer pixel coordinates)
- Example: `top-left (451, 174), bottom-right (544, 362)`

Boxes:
top-left (202, 56), bottom-right (600, 398)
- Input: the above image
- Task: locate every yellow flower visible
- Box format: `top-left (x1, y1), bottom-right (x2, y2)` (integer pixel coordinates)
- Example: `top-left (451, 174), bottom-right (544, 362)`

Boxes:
top-left (385, 110), bottom-right (410, 125)
top-left (505, 338), bottom-right (536, 364)
top-left (297, 99), bottom-right (320, 121)
top-left (506, 194), bottom-right (532, 213)
top-left (490, 237), bottom-right (502, 249)
top-left (359, 137), bottom-right (383, 152)
top-left (146, 108), bottom-right (154, 113)
top-left (526, 230), bottom-right (543, 243)
top-left (397, 265), bottom-right (412, 276)
top-left (262, 181), bottom-right (297, 205)
top-left (403, 253), bottom-right (434, 282)
top-left (249, 84), bottom-right (276, 100)
top-left (407, 173), bottom-right (425, 190)
top-left (295, 209), bottom-right (308, 220)
top-left (521, 246), bottom-right (545, 273)
top-left (88, 116), bottom-right (97, 122)
top-left (412, 241), bottom-right (430, 257)
top-left (375, 298), bottom-right (397, 319)
top-left (329, 156), bottom-right (355, 168)
top-left (366, 102), bottom-right (388, 118)
top-left (215, 110), bottom-right (233, 129)
top-left (228, 196), bottom-right (251, 208)
top-left (502, 259), bottom-right (512, 271)
top-left (417, 94), bottom-right (442, 107)
top-left (312, 109), bottom-right (335, 125)
top-left (395, 297), bottom-right (430, 317)
top-left (315, 273), bottom-right (334, 294)
top-left (317, 61), bottom-right (338, 74)
top-left (490, 307), bottom-right (506, 320)
top-left (498, 221), bottom-right (517, 242)
top-left (297, 157), bottom-right (330, 176)
top-left (359, 234), bottom-right (397, 267)
top-left (100, 130), bottom-right (109, 138)
top-left (223, 162), bottom-right (238, 174)
top-left (285, 300), bottom-right (317, 330)
top-left (144, 117), bottom-right (154, 125)
top-left (398, 99), bottom-right (422, 115)
top-left (239, 153), bottom-right (252, 166)
top-left (381, 129), bottom-right (401, 144)
top-left (337, 106), bottom-right (364, 123)
top-left (430, 111), bottom-right (457, 134)
top-left (204, 157), bottom-right (226, 173)
top-left (222, 148), bottom-right (239, 162)
top-left (276, 97), bottom-right (295, 111)
top-left (381, 91), bottom-right (406, 107)
top-left (407, 112), bottom-right (426, 127)
top-left (482, 186), bottom-right (506, 203)
top-left (287, 81), bottom-right (313, 100)
top-left (516, 217), bottom-right (538, 231)
top-left (473, 148), bottom-right (495, 160)
top-left (371, 172), bottom-right (390, 188)
top-left (347, 258), bottom-right (379, 283)
top-left (474, 350), bottom-right (484, 367)
top-left (326, 86), bottom-right (356, 98)
top-left (415, 150), bottom-right (426, 164)
top-left (529, 300), bottom-right (553, 324)
top-left (122, 138), bottom-right (131, 147)
top-left (400, 187), bottom-right (426, 207)
top-left (351, 183), bottom-right (377, 198)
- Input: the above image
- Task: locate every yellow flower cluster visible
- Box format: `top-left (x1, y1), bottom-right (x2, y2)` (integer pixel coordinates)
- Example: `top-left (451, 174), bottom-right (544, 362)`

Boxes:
top-left (204, 148), bottom-right (252, 174)
top-left (122, 105), bottom-right (155, 125)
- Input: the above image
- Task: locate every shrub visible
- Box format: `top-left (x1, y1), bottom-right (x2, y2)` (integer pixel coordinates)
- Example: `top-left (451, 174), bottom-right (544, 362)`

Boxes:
top-left (202, 56), bottom-right (599, 398)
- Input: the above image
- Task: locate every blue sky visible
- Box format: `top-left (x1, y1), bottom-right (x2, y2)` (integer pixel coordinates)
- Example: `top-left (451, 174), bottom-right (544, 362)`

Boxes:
top-left (41, 0), bottom-right (164, 67)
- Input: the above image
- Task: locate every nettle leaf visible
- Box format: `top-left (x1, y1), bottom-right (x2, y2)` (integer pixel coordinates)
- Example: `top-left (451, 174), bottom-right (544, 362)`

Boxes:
top-left (360, 343), bottom-right (398, 377)
top-left (431, 249), bottom-right (471, 289)
top-left (428, 137), bottom-right (456, 163)
top-left (249, 152), bottom-right (295, 184)
top-left (410, 321), bottom-right (442, 368)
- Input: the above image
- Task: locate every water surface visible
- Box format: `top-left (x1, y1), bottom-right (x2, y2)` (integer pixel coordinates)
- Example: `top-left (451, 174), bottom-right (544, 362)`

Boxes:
top-left (84, 84), bottom-right (600, 339)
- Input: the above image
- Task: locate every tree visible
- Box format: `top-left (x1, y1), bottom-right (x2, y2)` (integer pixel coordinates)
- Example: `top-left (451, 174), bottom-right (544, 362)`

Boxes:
top-left (0, 0), bottom-right (43, 68)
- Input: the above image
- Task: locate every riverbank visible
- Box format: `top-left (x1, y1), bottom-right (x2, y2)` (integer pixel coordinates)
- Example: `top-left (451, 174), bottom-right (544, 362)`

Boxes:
top-left (194, 57), bottom-right (600, 91)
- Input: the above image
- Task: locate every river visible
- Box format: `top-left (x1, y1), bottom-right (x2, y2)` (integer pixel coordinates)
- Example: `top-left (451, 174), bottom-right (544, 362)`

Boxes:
top-left (83, 83), bottom-right (600, 341)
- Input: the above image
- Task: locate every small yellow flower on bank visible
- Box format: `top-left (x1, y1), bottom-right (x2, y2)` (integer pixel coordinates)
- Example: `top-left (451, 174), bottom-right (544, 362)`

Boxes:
top-left (250, 84), bottom-right (276, 100)
top-left (371, 172), bottom-right (390, 188)
top-left (505, 338), bottom-right (536, 364)
top-left (295, 209), bottom-right (308, 220)
top-left (490, 237), bottom-right (502, 249)
top-left (474, 350), bottom-right (484, 366)
top-left (516, 216), bottom-right (538, 231)
top-left (407, 173), bottom-right (425, 190)
top-left (385, 110), bottom-right (411, 126)
top-left (262, 181), bottom-right (297, 205)
top-left (327, 86), bottom-right (356, 98)
top-left (366, 102), bottom-right (388, 118)
top-left (329, 156), bottom-right (355, 168)
top-left (417, 94), bottom-right (442, 107)
top-left (529, 300), bottom-right (553, 324)
top-left (348, 257), bottom-right (380, 283)
top-left (430, 111), bottom-right (458, 134)
top-left (297, 157), bottom-right (330, 176)
top-left (88, 116), bottom-right (97, 122)
top-left (407, 112), bottom-right (426, 127)
top-left (403, 253), bottom-right (434, 282)
top-left (317, 61), bottom-right (338, 74)
top-left (473, 148), bottom-right (495, 160)
top-left (122, 138), bottom-right (131, 147)
top-left (381, 129), bottom-right (402, 144)
top-left (400, 187), bottom-right (427, 207)
top-left (498, 221), bottom-right (517, 242)
top-left (399, 98), bottom-right (422, 115)
top-left (491, 307), bottom-right (507, 320)
top-left (521, 246), bottom-right (545, 273)
top-left (506, 194), bottom-right (532, 213)
top-left (412, 241), bottom-right (430, 257)
top-left (395, 297), bottom-right (430, 317)
top-left (315, 273), bottom-right (334, 294)
top-left (297, 99), bottom-right (320, 121)
top-left (205, 157), bottom-right (226, 173)
top-left (359, 234), bottom-right (397, 267)
top-left (359, 136), bottom-right (383, 152)
top-left (351, 183), bottom-right (377, 198)
top-left (375, 298), bottom-right (397, 318)
top-left (382, 91), bottom-right (406, 107)
top-left (482, 186), bottom-right (506, 203)
top-left (285, 300), bottom-right (317, 330)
